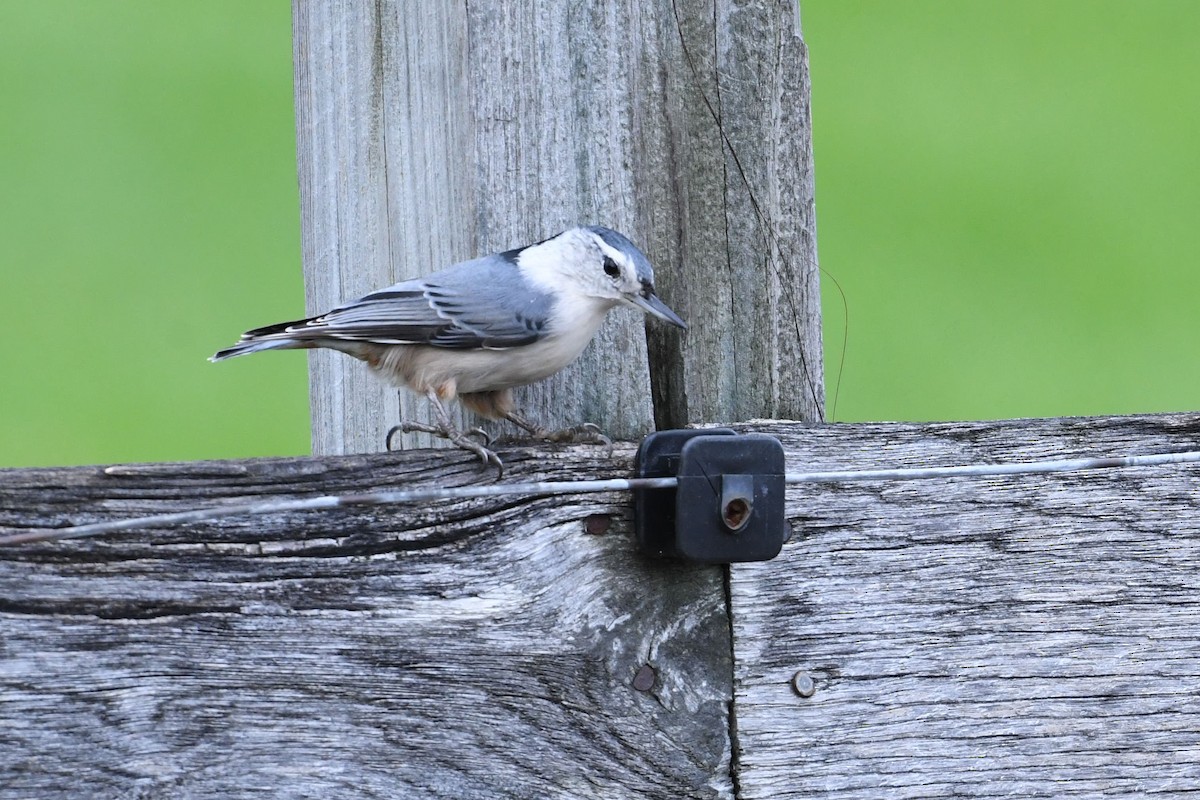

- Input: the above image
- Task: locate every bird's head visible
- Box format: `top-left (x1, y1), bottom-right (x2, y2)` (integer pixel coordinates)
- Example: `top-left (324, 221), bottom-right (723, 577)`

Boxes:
top-left (517, 226), bottom-right (687, 330)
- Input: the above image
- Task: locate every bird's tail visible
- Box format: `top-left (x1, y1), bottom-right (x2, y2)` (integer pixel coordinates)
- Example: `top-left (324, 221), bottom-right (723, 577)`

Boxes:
top-left (209, 338), bottom-right (303, 362)
top-left (210, 316), bottom-right (321, 362)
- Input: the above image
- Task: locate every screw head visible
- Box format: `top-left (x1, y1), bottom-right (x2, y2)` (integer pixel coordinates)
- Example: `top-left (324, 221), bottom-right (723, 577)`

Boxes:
top-left (633, 663), bottom-right (657, 692)
top-left (792, 671), bottom-right (816, 698)
top-left (584, 514), bottom-right (611, 535)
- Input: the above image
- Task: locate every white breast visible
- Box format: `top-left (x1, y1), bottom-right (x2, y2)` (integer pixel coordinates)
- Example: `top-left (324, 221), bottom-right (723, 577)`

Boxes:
top-left (375, 292), bottom-right (616, 395)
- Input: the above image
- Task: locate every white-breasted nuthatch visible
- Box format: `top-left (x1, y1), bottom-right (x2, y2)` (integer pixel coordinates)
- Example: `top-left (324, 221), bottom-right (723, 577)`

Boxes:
top-left (211, 226), bottom-right (687, 473)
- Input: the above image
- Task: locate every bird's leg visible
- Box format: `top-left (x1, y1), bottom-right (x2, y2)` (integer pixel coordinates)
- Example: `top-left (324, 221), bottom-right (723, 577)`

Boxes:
top-left (504, 411), bottom-right (612, 448)
top-left (386, 390), bottom-right (503, 477)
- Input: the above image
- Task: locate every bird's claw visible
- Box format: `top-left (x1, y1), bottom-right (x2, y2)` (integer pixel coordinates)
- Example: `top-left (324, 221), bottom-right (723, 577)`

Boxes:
top-left (465, 427), bottom-right (494, 446)
top-left (386, 421), bottom-right (503, 478)
top-left (544, 422), bottom-right (611, 448)
top-left (386, 421), bottom-right (440, 450)
top-left (534, 423), bottom-right (613, 457)
top-left (450, 433), bottom-right (505, 479)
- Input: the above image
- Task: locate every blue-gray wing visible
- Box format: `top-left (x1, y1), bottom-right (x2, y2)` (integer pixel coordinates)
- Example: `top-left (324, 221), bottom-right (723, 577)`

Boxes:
top-left (244, 254), bottom-right (553, 350)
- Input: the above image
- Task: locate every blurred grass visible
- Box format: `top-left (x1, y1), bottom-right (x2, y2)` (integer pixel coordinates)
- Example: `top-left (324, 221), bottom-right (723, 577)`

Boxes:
top-left (0, 2), bottom-right (307, 466)
top-left (805, 1), bottom-right (1200, 422)
top-left (0, 2), bottom-right (1197, 467)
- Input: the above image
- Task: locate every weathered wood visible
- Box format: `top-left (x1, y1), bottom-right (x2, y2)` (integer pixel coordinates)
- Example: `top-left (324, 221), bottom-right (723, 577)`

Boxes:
top-left (732, 414), bottom-right (1200, 798)
top-left (292, 1), bottom-right (476, 455)
top-left (637, 0), bottom-right (824, 427)
top-left (0, 444), bottom-right (730, 798)
top-left (292, 0), bottom-right (821, 456)
top-left (5, 414), bottom-right (1200, 796)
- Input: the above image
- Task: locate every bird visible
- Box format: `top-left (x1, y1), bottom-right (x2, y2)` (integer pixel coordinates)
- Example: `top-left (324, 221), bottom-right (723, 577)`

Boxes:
top-left (211, 226), bottom-right (687, 475)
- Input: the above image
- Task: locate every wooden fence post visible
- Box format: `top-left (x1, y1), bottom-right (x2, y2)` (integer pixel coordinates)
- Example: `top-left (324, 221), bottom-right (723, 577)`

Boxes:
top-left (292, 0), bottom-right (823, 457)
top-left (290, 1), bottom-right (819, 794)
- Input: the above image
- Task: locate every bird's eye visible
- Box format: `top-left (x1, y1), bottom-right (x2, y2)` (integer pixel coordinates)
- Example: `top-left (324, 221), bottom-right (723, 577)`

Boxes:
top-left (603, 258), bottom-right (621, 280)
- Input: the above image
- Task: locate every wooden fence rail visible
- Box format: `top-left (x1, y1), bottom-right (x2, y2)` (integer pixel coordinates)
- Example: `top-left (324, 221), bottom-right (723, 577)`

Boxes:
top-left (4, 413), bottom-right (1199, 797)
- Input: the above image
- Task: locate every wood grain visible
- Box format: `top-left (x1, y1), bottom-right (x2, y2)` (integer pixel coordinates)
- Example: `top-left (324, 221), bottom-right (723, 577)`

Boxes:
top-left (292, 0), bottom-right (822, 456)
top-left (293, 0), bottom-right (477, 455)
top-left (732, 414), bottom-right (1200, 798)
top-left (6, 415), bottom-right (1200, 796)
top-left (0, 443), bottom-right (731, 799)
top-left (635, 0), bottom-right (824, 428)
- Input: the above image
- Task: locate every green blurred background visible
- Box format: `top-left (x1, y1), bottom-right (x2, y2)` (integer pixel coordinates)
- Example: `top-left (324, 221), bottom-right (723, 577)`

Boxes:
top-left (1, 1), bottom-right (1197, 468)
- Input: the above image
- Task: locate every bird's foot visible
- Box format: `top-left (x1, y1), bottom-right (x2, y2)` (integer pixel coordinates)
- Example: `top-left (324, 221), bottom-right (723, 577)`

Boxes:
top-left (386, 421), bottom-right (503, 478)
top-left (539, 422), bottom-right (612, 448)
top-left (503, 412), bottom-right (613, 455)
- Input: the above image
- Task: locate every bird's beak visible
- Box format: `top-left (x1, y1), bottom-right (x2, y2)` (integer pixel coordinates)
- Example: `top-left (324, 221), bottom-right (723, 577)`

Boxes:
top-left (630, 289), bottom-right (687, 330)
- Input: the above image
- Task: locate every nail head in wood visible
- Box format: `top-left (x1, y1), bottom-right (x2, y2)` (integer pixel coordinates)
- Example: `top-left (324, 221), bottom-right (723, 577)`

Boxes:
top-left (792, 672), bottom-right (816, 698)
top-left (633, 663), bottom-right (657, 692)
top-left (583, 514), bottom-right (611, 535)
